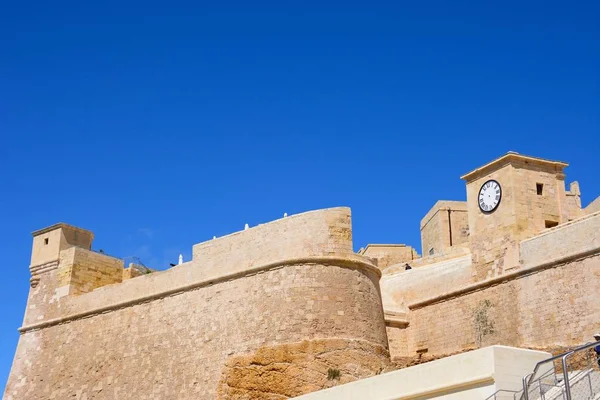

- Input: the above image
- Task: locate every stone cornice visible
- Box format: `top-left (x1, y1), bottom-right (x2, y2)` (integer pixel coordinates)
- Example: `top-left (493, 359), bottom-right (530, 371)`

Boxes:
top-left (460, 151), bottom-right (568, 183)
top-left (19, 254), bottom-right (379, 334)
top-left (29, 260), bottom-right (59, 288)
top-left (384, 310), bottom-right (409, 328)
top-left (29, 259), bottom-right (59, 275)
top-left (31, 222), bottom-right (94, 238)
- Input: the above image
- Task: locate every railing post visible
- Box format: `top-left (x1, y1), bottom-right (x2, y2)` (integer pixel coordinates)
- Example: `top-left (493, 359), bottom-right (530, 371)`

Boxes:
top-left (522, 374), bottom-right (530, 400)
top-left (562, 354), bottom-right (572, 400)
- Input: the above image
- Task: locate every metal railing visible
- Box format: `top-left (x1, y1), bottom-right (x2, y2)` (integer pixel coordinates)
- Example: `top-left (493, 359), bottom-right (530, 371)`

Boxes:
top-left (521, 341), bottom-right (600, 400)
top-left (485, 389), bottom-right (522, 399)
top-left (486, 341), bottom-right (600, 400)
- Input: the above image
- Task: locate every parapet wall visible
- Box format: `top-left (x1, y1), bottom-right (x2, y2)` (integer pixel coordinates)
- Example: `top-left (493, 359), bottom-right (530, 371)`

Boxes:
top-left (520, 211), bottom-right (600, 268)
top-left (192, 207), bottom-right (353, 268)
top-left (5, 207), bottom-right (391, 400)
top-left (58, 247), bottom-right (123, 296)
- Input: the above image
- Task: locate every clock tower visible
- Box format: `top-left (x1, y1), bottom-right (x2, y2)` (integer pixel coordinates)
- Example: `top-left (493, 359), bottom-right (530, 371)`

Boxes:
top-left (461, 151), bottom-right (569, 281)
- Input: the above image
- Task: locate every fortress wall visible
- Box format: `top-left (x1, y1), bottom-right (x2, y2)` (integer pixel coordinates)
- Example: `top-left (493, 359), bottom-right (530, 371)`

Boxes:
top-left (520, 210), bottom-right (600, 268)
top-left (7, 262), bottom-right (388, 400)
top-left (358, 245), bottom-right (418, 271)
top-left (380, 255), bottom-right (472, 309)
top-left (390, 245), bottom-right (470, 272)
top-left (585, 196), bottom-right (600, 215)
top-left (192, 207), bottom-right (353, 268)
top-left (19, 208), bottom-right (358, 326)
top-left (6, 208), bottom-right (390, 400)
top-left (398, 213), bottom-right (600, 359)
top-left (57, 247), bottom-right (124, 296)
top-left (405, 254), bottom-right (600, 358)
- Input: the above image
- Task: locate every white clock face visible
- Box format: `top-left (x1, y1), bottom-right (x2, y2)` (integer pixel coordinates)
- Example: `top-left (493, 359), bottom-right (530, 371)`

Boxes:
top-left (478, 180), bottom-right (502, 213)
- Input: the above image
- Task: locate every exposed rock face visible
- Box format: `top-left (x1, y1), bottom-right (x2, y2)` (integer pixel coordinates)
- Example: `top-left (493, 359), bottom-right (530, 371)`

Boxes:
top-left (216, 339), bottom-right (391, 399)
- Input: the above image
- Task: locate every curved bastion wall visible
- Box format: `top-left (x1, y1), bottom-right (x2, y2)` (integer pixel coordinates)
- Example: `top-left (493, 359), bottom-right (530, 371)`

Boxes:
top-left (5, 207), bottom-right (391, 400)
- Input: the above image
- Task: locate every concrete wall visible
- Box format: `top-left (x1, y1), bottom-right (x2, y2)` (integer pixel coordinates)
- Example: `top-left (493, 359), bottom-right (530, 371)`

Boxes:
top-left (294, 346), bottom-right (551, 400)
top-left (5, 207), bottom-right (391, 400)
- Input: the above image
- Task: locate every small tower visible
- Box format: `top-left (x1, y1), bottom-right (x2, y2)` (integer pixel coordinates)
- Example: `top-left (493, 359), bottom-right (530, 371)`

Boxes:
top-left (29, 223), bottom-right (94, 286)
top-left (461, 152), bottom-right (570, 280)
top-left (24, 223), bottom-right (95, 326)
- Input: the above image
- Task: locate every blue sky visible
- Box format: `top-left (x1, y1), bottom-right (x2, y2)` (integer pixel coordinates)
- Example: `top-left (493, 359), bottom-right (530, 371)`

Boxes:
top-left (0, 0), bottom-right (598, 390)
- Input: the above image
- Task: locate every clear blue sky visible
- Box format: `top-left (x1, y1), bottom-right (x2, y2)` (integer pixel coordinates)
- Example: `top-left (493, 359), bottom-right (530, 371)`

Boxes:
top-left (1, 0), bottom-right (598, 390)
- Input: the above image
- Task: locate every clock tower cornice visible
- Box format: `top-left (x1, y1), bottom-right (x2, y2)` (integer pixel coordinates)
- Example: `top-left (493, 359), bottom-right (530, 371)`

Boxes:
top-left (460, 151), bottom-right (568, 183)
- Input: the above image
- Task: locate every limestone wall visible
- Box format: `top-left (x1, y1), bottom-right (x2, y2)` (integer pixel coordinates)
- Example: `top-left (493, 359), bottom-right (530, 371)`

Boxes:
top-left (357, 244), bottom-right (419, 271)
top-left (29, 223), bottom-right (94, 268)
top-left (388, 213), bottom-right (600, 359)
top-left (57, 247), bottom-right (124, 296)
top-left (5, 207), bottom-right (390, 400)
top-left (585, 196), bottom-right (600, 215)
top-left (380, 254), bottom-right (472, 309)
top-left (520, 211), bottom-right (600, 268)
top-left (420, 201), bottom-right (469, 257)
top-left (404, 254), bottom-right (600, 357)
top-left (192, 207), bottom-right (353, 268)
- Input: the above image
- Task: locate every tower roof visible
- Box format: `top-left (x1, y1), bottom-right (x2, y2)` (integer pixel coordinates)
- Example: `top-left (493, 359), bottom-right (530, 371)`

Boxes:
top-left (460, 151), bottom-right (568, 183)
top-left (31, 222), bottom-right (94, 238)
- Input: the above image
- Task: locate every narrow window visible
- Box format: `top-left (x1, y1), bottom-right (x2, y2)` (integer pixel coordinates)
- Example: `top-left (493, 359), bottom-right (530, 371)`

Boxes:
top-left (545, 220), bottom-right (558, 229)
top-left (536, 183), bottom-right (544, 195)
top-left (44, 238), bottom-right (49, 245)
top-left (428, 248), bottom-right (434, 256)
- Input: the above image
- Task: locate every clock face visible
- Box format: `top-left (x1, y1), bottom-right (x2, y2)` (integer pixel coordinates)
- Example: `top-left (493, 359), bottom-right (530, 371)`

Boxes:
top-left (478, 180), bottom-right (502, 213)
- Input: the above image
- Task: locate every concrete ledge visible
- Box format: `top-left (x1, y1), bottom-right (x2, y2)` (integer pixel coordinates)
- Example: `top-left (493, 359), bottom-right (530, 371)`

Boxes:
top-left (293, 346), bottom-right (550, 400)
top-left (19, 254), bottom-right (379, 333)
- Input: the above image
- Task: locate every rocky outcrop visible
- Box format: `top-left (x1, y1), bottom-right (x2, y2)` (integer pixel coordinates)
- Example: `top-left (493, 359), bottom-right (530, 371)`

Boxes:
top-left (216, 339), bottom-right (391, 399)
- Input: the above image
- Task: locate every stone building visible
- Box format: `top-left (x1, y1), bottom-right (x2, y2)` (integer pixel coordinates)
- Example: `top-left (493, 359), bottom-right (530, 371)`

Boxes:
top-left (4, 151), bottom-right (600, 399)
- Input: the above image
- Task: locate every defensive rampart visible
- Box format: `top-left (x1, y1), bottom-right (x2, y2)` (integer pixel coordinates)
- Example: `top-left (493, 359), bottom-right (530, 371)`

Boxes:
top-left (384, 212), bottom-right (600, 360)
top-left (5, 207), bottom-right (390, 400)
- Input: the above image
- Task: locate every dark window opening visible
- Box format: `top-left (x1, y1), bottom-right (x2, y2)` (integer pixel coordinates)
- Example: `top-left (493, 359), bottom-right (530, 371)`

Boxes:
top-left (428, 248), bottom-right (434, 256)
top-left (545, 220), bottom-right (559, 229)
top-left (44, 238), bottom-right (49, 245)
top-left (536, 183), bottom-right (544, 195)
